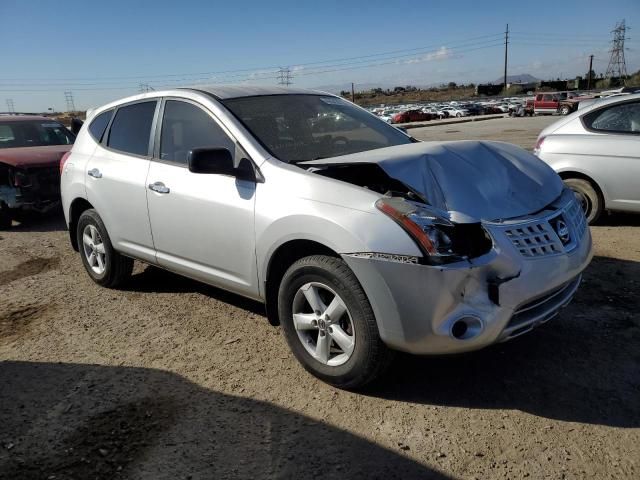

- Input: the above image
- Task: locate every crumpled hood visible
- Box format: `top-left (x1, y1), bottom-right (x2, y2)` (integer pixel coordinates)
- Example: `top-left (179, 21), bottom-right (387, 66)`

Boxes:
top-left (302, 141), bottom-right (564, 222)
top-left (0, 145), bottom-right (71, 169)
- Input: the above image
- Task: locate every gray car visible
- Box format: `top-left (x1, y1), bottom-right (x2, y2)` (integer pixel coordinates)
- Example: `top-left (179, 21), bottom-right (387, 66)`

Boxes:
top-left (534, 93), bottom-right (640, 223)
top-left (61, 86), bottom-right (592, 388)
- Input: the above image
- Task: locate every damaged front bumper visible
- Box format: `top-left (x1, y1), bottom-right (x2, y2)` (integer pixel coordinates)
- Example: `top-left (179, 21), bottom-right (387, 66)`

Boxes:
top-left (0, 165), bottom-right (61, 213)
top-left (343, 191), bottom-right (593, 355)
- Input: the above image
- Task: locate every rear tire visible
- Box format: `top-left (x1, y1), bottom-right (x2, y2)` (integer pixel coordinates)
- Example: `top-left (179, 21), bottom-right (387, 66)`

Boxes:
top-left (76, 209), bottom-right (133, 288)
top-left (278, 255), bottom-right (393, 389)
top-left (564, 178), bottom-right (602, 224)
top-left (560, 105), bottom-right (571, 115)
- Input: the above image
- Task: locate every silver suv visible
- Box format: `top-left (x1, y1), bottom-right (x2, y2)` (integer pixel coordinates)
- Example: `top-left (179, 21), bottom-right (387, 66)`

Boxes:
top-left (61, 86), bottom-right (592, 388)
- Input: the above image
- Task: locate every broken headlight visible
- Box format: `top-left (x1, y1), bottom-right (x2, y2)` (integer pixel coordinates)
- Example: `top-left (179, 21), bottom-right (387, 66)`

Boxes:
top-left (376, 197), bottom-right (492, 264)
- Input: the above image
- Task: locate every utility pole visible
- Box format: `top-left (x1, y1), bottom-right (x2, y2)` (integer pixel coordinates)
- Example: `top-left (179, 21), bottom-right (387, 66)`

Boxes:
top-left (6, 99), bottom-right (15, 113)
top-left (605, 19), bottom-right (629, 85)
top-left (64, 91), bottom-right (76, 112)
top-left (351, 82), bottom-right (355, 102)
top-left (587, 55), bottom-right (594, 90)
top-left (503, 23), bottom-right (509, 94)
top-left (277, 67), bottom-right (292, 86)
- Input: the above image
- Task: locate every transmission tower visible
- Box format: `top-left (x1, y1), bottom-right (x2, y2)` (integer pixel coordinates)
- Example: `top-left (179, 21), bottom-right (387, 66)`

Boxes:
top-left (277, 67), bottom-right (293, 86)
top-left (6, 99), bottom-right (15, 113)
top-left (605, 19), bottom-right (629, 83)
top-left (138, 83), bottom-right (154, 93)
top-left (64, 91), bottom-right (76, 112)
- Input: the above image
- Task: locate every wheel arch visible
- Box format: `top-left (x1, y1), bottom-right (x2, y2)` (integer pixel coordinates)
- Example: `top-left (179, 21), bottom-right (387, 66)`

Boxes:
top-left (68, 197), bottom-right (94, 251)
top-left (557, 170), bottom-right (607, 207)
top-left (264, 239), bottom-right (339, 326)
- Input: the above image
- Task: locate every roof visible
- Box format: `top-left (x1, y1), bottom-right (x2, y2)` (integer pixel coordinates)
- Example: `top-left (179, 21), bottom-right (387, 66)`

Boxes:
top-left (0, 115), bottom-right (52, 122)
top-left (181, 84), bottom-right (328, 100)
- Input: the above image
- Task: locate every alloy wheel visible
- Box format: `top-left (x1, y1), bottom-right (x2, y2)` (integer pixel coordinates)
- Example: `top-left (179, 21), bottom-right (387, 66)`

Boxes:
top-left (292, 282), bottom-right (355, 366)
top-left (82, 224), bottom-right (107, 275)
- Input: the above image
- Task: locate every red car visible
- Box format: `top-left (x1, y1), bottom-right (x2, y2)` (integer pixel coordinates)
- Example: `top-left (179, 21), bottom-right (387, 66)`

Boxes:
top-left (0, 115), bottom-right (75, 228)
top-left (391, 110), bottom-right (433, 124)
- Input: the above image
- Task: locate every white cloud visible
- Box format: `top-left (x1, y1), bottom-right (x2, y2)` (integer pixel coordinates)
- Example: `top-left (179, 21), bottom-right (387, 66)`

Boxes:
top-left (404, 46), bottom-right (454, 65)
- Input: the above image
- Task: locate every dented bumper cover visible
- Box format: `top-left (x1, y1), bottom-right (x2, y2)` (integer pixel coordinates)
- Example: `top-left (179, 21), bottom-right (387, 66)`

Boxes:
top-left (343, 190), bottom-right (593, 355)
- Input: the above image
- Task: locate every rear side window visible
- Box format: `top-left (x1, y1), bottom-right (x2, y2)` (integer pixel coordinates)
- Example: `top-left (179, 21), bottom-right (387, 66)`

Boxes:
top-left (583, 101), bottom-right (640, 134)
top-left (88, 109), bottom-right (113, 142)
top-left (159, 100), bottom-right (234, 165)
top-left (107, 101), bottom-right (157, 156)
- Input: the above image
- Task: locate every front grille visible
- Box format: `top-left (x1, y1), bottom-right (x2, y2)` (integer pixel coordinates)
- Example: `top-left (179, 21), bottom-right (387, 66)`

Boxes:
top-left (501, 197), bottom-right (587, 258)
top-left (566, 198), bottom-right (588, 239)
top-left (504, 222), bottom-right (563, 257)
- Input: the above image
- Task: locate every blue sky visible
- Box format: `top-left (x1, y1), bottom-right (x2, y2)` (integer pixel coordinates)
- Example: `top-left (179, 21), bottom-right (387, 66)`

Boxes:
top-left (1, 0), bottom-right (638, 111)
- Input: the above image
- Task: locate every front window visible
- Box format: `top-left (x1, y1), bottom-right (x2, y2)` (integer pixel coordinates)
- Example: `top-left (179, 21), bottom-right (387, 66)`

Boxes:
top-left (0, 120), bottom-right (74, 149)
top-left (222, 94), bottom-right (412, 163)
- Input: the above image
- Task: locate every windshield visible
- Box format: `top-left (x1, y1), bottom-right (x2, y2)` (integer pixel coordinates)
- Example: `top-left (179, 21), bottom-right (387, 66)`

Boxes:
top-left (0, 120), bottom-right (75, 149)
top-left (222, 94), bottom-right (412, 163)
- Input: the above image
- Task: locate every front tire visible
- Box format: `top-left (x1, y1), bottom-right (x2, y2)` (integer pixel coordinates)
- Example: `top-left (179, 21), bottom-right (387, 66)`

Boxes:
top-left (77, 209), bottom-right (133, 288)
top-left (564, 178), bottom-right (602, 224)
top-left (278, 255), bottom-right (393, 389)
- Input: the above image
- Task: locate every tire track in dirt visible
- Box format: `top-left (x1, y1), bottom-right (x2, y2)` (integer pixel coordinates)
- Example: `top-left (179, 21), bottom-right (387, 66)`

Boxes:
top-left (0, 257), bottom-right (60, 287)
top-left (0, 303), bottom-right (56, 342)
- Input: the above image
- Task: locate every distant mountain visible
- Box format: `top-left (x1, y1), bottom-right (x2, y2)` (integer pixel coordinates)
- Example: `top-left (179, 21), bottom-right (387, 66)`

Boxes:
top-left (491, 74), bottom-right (539, 85)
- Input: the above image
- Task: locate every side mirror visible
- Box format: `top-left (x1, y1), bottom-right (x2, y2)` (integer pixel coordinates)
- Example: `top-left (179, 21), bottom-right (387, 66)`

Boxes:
top-left (188, 147), bottom-right (256, 182)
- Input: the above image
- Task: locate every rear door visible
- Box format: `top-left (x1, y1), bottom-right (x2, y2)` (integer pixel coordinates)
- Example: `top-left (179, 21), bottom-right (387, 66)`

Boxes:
top-left (145, 98), bottom-right (258, 298)
top-left (85, 100), bottom-right (159, 263)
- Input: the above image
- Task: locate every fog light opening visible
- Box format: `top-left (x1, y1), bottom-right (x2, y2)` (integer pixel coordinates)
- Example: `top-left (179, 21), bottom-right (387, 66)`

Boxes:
top-left (450, 316), bottom-right (483, 340)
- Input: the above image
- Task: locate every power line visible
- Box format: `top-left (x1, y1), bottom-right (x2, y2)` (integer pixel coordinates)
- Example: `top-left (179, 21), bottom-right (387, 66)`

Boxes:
top-left (0, 32), bottom-right (506, 85)
top-left (605, 19), bottom-right (629, 82)
top-left (0, 41), bottom-right (505, 92)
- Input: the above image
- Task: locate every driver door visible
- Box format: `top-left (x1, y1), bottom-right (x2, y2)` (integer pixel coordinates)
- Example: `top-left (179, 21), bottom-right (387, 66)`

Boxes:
top-left (145, 99), bottom-right (259, 298)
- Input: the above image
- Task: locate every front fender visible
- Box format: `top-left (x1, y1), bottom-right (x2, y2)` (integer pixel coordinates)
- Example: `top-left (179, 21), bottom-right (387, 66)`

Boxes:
top-left (255, 202), bottom-right (421, 288)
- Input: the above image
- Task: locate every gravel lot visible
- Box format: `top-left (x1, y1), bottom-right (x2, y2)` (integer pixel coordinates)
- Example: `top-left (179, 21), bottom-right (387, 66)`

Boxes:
top-left (1, 118), bottom-right (638, 479)
top-left (410, 115), bottom-right (558, 150)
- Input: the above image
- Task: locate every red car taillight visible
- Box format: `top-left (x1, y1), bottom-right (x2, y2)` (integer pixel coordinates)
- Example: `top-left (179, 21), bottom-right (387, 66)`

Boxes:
top-left (60, 151), bottom-right (72, 174)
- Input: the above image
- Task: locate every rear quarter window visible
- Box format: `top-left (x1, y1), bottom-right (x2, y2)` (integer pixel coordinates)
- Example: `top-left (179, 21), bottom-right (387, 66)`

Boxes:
top-left (88, 110), bottom-right (113, 142)
top-left (583, 100), bottom-right (640, 134)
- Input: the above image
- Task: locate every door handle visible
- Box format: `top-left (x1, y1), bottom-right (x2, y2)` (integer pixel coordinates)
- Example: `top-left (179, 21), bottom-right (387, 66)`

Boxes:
top-left (87, 168), bottom-right (102, 178)
top-left (148, 182), bottom-right (170, 194)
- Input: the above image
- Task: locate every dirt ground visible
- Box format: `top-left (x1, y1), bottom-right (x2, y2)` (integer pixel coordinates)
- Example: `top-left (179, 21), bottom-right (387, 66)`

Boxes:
top-left (1, 119), bottom-right (639, 479)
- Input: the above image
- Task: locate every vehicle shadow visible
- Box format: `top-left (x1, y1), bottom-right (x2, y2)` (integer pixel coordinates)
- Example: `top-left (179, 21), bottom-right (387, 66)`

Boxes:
top-left (9, 207), bottom-right (67, 233)
top-left (367, 255), bottom-right (640, 428)
top-left (598, 211), bottom-right (640, 227)
top-left (0, 361), bottom-right (445, 480)
top-left (126, 265), bottom-right (266, 317)
top-left (119, 255), bottom-right (639, 429)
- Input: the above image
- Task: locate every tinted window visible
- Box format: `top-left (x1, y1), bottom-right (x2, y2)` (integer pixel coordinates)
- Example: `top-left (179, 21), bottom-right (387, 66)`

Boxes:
top-left (159, 100), bottom-right (234, 165)
top-left (0, 121), bottom-right (74, 149)
top-left (543, 94), bottom-right (552, 101)
top-left (89, 109), bottom-right (113, 142)
top-left (222, 95), bottom-right (412, 163)
top-left (107, 101), bottom-right (157, 156)
top-left (584, 101), bottom-right (640, 133)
